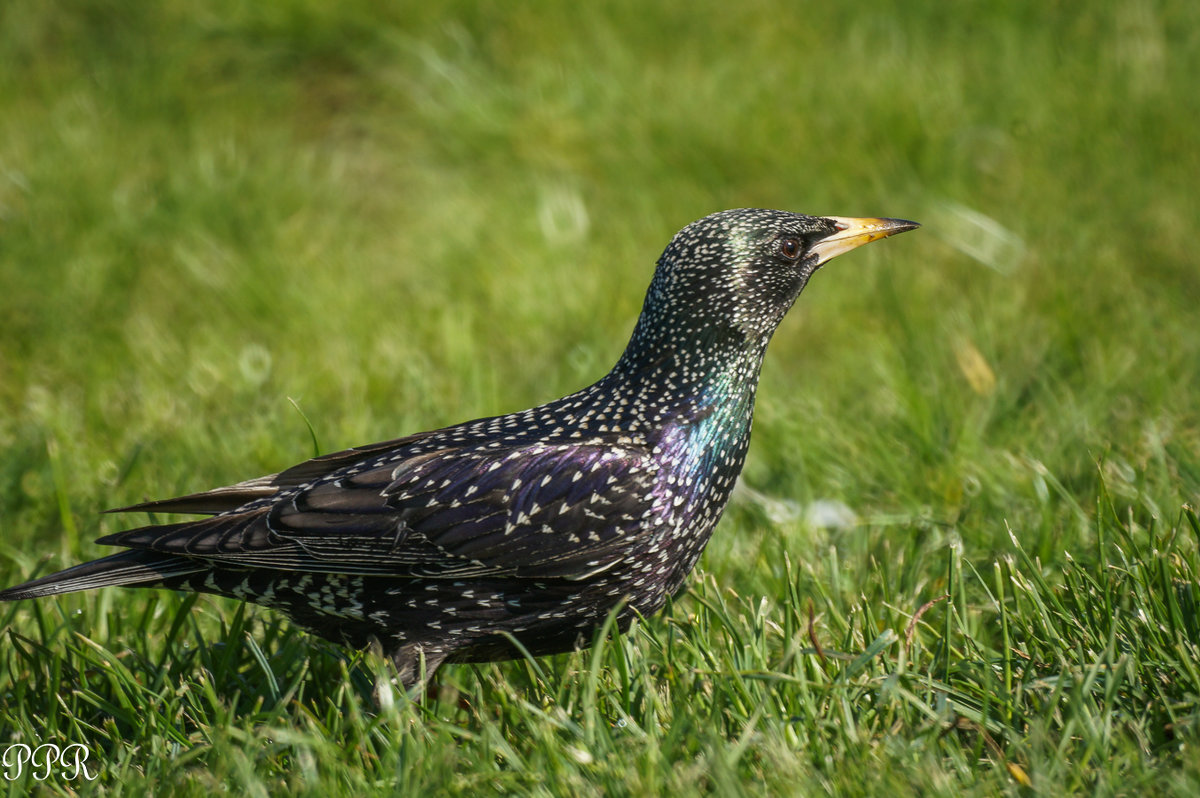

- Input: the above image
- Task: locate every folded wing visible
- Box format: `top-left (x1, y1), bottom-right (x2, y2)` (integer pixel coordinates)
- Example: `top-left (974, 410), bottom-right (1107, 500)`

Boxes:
top-left (96, 434), bottom-right (659, 583)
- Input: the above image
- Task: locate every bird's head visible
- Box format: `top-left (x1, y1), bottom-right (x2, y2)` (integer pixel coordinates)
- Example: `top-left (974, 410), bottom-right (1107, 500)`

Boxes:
top-left (644, 208), bottom-right (919, 343)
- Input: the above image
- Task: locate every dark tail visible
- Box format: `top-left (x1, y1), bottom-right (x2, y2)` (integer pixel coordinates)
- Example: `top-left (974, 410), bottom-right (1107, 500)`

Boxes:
top-left (0, 551), bottom-right (206, 601)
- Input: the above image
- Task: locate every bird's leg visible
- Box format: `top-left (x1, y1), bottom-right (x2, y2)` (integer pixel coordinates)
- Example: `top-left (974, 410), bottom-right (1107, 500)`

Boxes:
top-left (389, 642), bottom-right (449, 693)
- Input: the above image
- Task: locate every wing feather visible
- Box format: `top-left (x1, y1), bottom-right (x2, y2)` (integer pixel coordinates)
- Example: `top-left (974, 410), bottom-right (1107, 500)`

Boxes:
top-left (94, 433), bottom-right (660, 582)
top-left (105, 433), bottom-right (432, 515)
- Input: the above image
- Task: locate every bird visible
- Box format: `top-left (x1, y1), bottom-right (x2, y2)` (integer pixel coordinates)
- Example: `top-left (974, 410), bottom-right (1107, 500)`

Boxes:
top-left (0, 209), bottom-right (918, 686)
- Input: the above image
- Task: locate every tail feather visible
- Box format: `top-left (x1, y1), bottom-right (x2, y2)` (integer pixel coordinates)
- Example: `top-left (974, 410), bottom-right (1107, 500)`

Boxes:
top-left (0, 551), bottom-right (206, 600)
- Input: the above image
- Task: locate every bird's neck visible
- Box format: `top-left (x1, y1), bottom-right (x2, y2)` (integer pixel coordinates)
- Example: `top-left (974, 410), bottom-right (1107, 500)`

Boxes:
top-left (605, 321), bottom-right (770, 426)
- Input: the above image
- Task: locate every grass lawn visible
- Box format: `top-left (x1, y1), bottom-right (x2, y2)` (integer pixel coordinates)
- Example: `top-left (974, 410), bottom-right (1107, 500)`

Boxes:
top-left (2, 1), bottom-right (1199, 794)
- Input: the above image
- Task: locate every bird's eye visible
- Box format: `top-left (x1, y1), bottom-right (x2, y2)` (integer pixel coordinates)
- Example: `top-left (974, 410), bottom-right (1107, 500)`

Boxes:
top-left (778, 238), bottom-right (803, 260)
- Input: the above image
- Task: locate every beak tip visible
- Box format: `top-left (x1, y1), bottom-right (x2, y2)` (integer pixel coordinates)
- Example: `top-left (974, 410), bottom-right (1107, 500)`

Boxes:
top-left (865, 218), bottom-right (921, 236)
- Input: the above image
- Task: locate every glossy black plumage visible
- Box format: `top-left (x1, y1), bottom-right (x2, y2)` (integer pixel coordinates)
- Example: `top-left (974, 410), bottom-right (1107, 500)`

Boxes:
top-left (0, 209), bottom-right (917, 685)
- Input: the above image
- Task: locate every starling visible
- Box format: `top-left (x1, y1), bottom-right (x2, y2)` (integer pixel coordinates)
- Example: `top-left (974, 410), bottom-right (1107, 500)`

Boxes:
top-left (0, 209), bottom-right (917, 685)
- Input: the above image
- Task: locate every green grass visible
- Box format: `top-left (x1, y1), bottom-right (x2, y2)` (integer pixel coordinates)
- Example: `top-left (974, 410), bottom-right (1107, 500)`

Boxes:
top-left (2, 0), bottom-right (1199, 794)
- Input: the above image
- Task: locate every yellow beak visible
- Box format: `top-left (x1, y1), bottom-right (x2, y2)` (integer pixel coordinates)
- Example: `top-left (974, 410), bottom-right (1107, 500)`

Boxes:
top-left (810, 216), bottom-right (920, 266)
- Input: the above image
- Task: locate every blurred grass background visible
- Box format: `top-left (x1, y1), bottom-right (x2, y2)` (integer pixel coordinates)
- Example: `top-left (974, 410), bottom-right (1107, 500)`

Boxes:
top-left (1, 0), bottom-right (1199, 794)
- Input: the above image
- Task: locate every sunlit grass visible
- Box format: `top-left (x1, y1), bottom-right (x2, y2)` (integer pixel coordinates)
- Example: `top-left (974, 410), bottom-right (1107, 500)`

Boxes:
top-left (2, 0), bottom-right (1199, 793)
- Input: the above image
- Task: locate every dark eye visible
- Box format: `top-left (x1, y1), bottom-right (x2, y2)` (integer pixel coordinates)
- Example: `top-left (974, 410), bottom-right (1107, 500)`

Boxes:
top-left (778, 238), bottom-right (803, 260)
